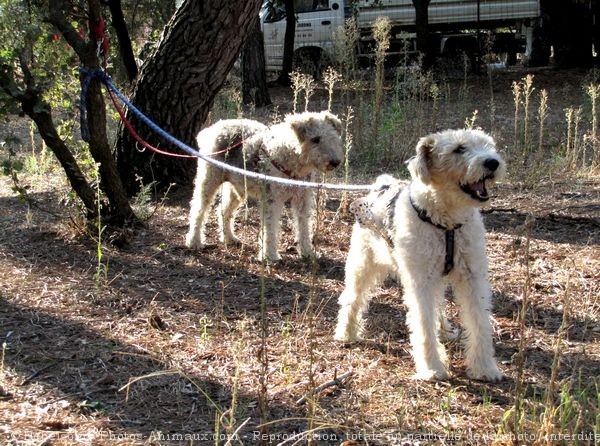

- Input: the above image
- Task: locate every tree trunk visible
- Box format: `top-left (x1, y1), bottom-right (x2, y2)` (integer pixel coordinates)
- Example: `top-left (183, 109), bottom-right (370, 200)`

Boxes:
top-left (276, 0), bottom-right (295, 85)
top-left (412, 0), bottom-right (433, 70)
top-left (107, 0), bottom-right (138, 82)
top-left (47, 0), bottom-right (138, 226)
top-left (242, 15), bottom-right (271, 108)
top-left (115, 0), bottom-right (263, 194)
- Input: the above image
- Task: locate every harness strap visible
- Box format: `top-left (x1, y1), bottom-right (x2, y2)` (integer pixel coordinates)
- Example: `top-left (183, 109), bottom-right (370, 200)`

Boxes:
top-left (443, 230), bottom-right (456, 275)
top-left (409, 193), bottom-right (463, 276)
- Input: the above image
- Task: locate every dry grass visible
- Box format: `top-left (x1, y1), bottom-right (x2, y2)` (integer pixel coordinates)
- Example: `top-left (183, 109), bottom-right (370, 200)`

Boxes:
top-left (1, 68), bottom-right (599, 445)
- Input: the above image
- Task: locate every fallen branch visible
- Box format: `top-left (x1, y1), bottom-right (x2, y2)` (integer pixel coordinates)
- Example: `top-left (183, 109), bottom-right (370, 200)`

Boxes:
top-left (481, 207), bottom-right (518, 214)
top-left (546, 213), bottom-right (600, 227)
top-left (19, 361), bottom-right (58, 386)
top-left (296, 370), bottom-right (354, 405)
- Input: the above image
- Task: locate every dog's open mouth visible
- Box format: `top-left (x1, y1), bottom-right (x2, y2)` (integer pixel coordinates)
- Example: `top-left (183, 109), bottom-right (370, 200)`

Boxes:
top-left (460, 176), bottom-right (492, 201)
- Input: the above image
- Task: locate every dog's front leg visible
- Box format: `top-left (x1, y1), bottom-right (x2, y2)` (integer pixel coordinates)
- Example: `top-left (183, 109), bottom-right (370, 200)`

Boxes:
top-left (257, 196), bottom-right (284, 262)
top-left (400, 272), bottom-right (449, 381)
top-left (453, 273), bottom-right (503, 382)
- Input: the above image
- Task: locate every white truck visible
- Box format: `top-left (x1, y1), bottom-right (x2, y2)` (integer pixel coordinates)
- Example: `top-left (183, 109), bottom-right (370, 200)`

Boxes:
top-left (260, 0), bottom-right (543, 72)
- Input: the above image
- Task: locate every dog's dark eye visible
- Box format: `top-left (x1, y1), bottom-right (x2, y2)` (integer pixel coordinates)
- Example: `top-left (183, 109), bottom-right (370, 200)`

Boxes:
top-left (311, 136), bottom-right (321, 144)
top-left (454, 145), bottom-right (466, 154)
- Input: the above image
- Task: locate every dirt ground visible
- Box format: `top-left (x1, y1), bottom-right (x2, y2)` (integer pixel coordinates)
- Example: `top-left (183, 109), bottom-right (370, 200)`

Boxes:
top-left (1, 68), bottom-right (599, 445)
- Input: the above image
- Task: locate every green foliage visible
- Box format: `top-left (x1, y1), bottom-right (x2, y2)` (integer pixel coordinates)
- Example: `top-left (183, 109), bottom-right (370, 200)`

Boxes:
top-left (132, 176), bottom-right (156, 220)
top-left (0, 0), bottom-right (79, 112)
top-left (23, 145), bottom-right (51, 174)
top-left (0, 0), bottom-right (178, 138)
top-left (1, 138), bottom-right (24, 176)
top-left (209, 86), bottom-right (241, 122)
top-left (0, 140), bottom-right (35, 214)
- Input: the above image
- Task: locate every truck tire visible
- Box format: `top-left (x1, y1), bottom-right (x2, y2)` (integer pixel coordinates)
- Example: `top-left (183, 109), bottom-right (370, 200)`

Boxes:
top-left (526, 31), bottom-right (550, 67)
top-left (293, 47), bottom-right (329, 78)
top-left (435, 50), bottom-right (474, 78)
top-left (524, 16), bottom-right (550, 67)
top-left (505, 50), bottom-right (517, 66)
top-left (439, 36), bottom-right (478, 76)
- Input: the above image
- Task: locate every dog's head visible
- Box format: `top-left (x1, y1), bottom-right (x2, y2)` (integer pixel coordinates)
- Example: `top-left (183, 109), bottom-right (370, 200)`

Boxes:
top-left (407, 129), bottom-right (506, 203)
top-left (287, 111), bottom-right (344, 172)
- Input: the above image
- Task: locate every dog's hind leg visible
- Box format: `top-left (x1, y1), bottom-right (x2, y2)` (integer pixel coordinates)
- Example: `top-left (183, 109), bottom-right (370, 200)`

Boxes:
top-left (257, 195), bottom-right (284, 262)
top-left (218, 183), bottom-right (243, 246)
top-left (335, 229), bottom-right (390, 342)
top-left (453, 274), bottom-right (503, 382)
top-left (185, 163), bottom-right (222, 249)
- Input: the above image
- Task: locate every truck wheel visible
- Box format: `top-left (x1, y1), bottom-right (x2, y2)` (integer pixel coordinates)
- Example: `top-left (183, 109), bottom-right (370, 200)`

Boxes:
top-left (293, 48), bottom-right (328, 78)
top-left (525, 21), bottom-right (550, 67)
top-left (435, 50), bottom-right (473, 78)
top-left (505, 50), bottom-right (517, 66)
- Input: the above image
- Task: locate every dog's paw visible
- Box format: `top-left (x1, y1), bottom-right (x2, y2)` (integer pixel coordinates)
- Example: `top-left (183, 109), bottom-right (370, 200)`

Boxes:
top-left (466, 362), bottom-right (504, 382)
top-left (299, 250), bottom-right (318, 263)
top-left (221, 235), bottom-right (242, 247)
top-left (256, 252), bottom-right (281, 263)
top-left (412, 367), bottom-right (450, 381)
top-left (333, 329), bottom-right (362, 343)
top-left (185, 234), bottom-right (205, 249)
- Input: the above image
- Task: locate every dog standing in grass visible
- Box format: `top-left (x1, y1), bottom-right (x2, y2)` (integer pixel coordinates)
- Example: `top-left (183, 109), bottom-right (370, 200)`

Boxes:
top-left (186, 111), bottom-right (344, 261)
top-left (334, 129), bottom-right (506, 382)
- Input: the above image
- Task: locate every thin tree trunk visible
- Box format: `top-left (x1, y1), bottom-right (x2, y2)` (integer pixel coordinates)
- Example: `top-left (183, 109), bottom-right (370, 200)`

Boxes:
top-left (106, 0), bottom-right (138, 82)
top-left (27, 102), bottom-right (98, 218)
top-left (412, 0), bottom-right (433, 70)
top-left (242, 15), bottom-right (271, 107)
top-left (115, 0), bottom-right (263, 194)
top-left (0, 66), bottom-right (97, 218)
top-left (277, 0), bottom-right (295, 85)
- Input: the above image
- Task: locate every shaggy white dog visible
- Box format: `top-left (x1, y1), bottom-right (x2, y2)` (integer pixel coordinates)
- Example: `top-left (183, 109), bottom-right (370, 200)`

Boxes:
top-left (186, 112), bottom-right (344, 261)
top-left (334, 129), bottom-right (506, 382)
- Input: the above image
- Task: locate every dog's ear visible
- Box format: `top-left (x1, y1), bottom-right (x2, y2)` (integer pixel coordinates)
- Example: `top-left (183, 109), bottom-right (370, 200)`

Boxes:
top-left (408, 136), bottom-right (434, 184)
top-left (322, 111), bottom-right (343, 135)
top-left (288, 114), bottom-right (314, 143)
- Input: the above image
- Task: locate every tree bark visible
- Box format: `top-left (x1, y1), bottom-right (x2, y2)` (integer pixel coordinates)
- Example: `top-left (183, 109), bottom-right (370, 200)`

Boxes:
top-left (276, 0), bottom-right (295, 85)
top-left (411, 0), bottom-right (433, 70)
top-left (115, 0), bottom-right (263, 194)
top-left (242, 15), bottom-right (271, 108)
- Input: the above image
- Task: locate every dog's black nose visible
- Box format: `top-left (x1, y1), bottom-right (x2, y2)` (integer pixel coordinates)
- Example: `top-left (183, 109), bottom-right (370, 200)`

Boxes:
top-left (483, 158), bottom-right (500, 171)
top-left (328, 159), bottom-right (341, 169)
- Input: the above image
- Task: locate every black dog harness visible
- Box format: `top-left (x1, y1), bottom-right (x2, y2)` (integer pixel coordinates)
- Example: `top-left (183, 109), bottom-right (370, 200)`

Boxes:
top-left (350, 181), bottom-right (463, 276)
top-left (408, 194), bottom-right (463, 275)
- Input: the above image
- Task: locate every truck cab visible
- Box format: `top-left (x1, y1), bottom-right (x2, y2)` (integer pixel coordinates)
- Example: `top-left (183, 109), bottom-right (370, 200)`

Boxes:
top-left (261, 0), bottom-right (346, 72)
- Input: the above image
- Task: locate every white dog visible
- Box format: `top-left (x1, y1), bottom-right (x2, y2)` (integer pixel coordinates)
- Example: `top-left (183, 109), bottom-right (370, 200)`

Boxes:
top-left (334, 129), bottom-right (506, 382)
top-left (186, 112), bottom-right (344, 261)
